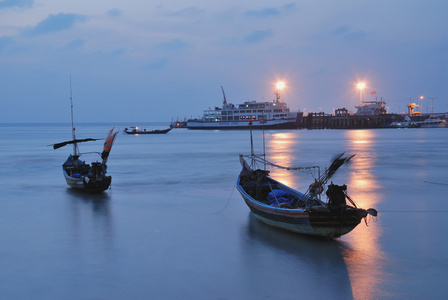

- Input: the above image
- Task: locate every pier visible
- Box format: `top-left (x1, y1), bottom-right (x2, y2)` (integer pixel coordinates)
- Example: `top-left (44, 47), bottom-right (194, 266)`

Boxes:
top-left (299, 111), bottom-right (404, 129)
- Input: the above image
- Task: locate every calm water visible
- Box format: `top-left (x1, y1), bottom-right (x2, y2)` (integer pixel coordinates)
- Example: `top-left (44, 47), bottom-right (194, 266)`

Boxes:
top-left (1, 123), bottom-right (447, 299)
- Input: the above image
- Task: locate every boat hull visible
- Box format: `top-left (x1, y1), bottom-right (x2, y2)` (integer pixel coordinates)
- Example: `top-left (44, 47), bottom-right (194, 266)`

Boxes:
top-left (63, 169), bottom-right (111, 192)
top-left (124, 128), bottom-right (172, 134)
top-left (250, 210), bottom-right (360, 238)
top-left (186, 118), bottom-right (299, 130)
top-left (63, 170), bottom-right (111, 192)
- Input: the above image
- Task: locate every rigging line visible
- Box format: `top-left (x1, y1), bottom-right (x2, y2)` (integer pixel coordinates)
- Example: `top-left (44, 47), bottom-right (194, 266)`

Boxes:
top-left (424, 181), bottom-right (448, 186)
top-left (213, 183), bottom-right (236, 214)
top-left (246, 155), bottom-right (319, 171)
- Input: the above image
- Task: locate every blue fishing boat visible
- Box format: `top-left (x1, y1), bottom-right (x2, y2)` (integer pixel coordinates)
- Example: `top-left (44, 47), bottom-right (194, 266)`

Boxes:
top-left (236, 120), bottom-right (377, 238)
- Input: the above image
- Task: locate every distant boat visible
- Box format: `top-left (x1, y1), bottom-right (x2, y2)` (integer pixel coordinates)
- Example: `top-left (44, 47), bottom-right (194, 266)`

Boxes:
top-left (124, 126), bottom-right (172, 134)
top-left (51, 81), bottom-right (118, 192)
top-left (236, 120), bottom-right (377, 238)
top-left (170, 118), bottom-right (188, 128)
top-left (389, 115), bottom-right (419, 128)
top-left (186, 86), bottom-right (301, 129)
top-left (414, 115), bottom-right (447, 128)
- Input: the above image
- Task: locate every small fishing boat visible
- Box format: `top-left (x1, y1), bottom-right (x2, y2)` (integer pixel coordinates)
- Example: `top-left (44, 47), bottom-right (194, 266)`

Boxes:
top-left (124, 126), bottom-right (172, 134)
top-left (52, 82), bottom-right (118, 192)
top-left (236, 120), bottom-right (377, 238)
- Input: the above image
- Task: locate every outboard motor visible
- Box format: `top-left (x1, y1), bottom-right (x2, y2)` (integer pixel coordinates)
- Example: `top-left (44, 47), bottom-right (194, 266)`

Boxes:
top-left (90, 162), bottom-right (103, 179)
top-left (326, 183), bottom-right (347, 209)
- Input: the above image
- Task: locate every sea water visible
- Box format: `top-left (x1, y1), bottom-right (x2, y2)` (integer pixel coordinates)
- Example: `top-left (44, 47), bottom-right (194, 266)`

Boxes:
top-left (0, 123), bottom-right (447, 299)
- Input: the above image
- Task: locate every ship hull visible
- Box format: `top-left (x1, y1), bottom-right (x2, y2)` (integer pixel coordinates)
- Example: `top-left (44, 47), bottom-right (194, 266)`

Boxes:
top-left (186, 118), bottom-right (299, 129)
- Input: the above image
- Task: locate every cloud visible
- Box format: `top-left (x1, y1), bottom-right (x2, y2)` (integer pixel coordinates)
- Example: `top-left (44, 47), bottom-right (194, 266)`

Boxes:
top-left (21, 13), bottom-right (87, 37)
top-left (166, 6), bottom-right (204, 17)
top-left (243, 30), bottom-right (273, 43)
top-left (145, 58), bottom-right (169, 70)
top-left (112, 48), bottom-right (126, 57)
top-left (244, 3), bottom-right (296, 18)
top-left (107, 8), bottom-right (122, 18)
top-left (0, 0), bottom-right (33, 9)
top-left (330, 25), bottom-right (369, 41)
top-left (331, 25), bottom-right (350, 37)
top-left (0, 36), bottom-right (14, 50)
top-left (245, 7), bottom-right (280, 18)
top-left (63, 39), bottom-right (85, 50)
top-left (345, 31), bottom-right (368, 41)
top-left (154, 38), bottom-right (191, 51)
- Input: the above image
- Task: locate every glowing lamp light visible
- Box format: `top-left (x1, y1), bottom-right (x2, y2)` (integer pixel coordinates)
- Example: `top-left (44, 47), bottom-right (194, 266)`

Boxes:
top-left (357, 82), bottom-right (366, 103)
top-left (357, 82), bottom-right (365, 90)
top-left (276, 81), bottom-right (286, 91)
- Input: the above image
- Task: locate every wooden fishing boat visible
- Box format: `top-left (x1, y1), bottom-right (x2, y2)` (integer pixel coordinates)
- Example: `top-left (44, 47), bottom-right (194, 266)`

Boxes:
top-left (124, 126), bottom-right (172, 134)
top-left (51, 81), bottom-right (118, 192)
top-left (236, 120), bottom-right (377, 238)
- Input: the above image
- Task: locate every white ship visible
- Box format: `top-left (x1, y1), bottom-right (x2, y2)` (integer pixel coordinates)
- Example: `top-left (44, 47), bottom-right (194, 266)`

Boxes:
top-left (414, 115), bottom-right (447, 128)
top-left (355, 100), bottom-right (387, 116)
top-left (187, 86), bottom-right (300, 129)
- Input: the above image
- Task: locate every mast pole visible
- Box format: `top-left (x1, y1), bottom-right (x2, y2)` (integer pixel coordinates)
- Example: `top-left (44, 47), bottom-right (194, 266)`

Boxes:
top-left (70, 76), bottom-right (77, 156)
top-left (262, 122), bottom-right (266, 170)
top-left (249, 119), bottom-right (254, 168)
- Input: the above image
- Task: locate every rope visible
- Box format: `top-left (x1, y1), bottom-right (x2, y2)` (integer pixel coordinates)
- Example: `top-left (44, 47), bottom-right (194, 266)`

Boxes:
top-left (214, 183), bottom-right (236, 214)
top-left (242, 154), bottom-right (319, 172)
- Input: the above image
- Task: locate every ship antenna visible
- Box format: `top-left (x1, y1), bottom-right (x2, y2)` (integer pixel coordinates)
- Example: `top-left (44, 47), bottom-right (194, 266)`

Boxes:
top-left (221, 86), bottom-right (228, 106)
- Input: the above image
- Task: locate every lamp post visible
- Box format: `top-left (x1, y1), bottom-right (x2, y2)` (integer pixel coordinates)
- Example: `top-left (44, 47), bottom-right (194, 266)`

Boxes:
top-left (427, 97), bottom-right (438, 114)
top-left (357, 82), bottom-right (365, 105)
top-left (419, 96), bottom-right (424, 115)
top-left (275, 81), bottom-right (285, 103)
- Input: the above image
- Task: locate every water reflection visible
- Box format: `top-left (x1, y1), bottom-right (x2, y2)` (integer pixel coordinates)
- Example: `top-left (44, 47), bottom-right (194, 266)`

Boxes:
top-left (263, 132), bottom-right (302, 188)
top-left (65, 189), bottom-right (114, 247)
top-left (244, 214), bottom-right (354, 297)
top-left (343, 130), bottom-right (387, 299)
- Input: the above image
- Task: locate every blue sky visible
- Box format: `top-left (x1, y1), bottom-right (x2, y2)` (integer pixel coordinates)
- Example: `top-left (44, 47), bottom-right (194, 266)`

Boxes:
top-left (1, 0), bottom-right (447, 123)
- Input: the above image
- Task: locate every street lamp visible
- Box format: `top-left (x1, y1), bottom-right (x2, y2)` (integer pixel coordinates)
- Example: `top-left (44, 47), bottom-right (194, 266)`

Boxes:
top-left (275, 81), bottom-right (285, 102)
top-left (357, 82), bottom-right (365, 104)
top-left (420, 96), bottom-right (424, 114)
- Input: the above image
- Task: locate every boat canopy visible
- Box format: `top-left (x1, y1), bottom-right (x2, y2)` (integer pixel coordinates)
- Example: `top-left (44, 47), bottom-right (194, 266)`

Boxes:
top-left (52, 138), bottom-right (101, 150)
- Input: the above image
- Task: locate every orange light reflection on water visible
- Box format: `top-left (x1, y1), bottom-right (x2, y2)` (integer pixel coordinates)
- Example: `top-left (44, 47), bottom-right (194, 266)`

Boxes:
top-left (342, 130), bottom-right (387, 299)
top-left (261, 130), bottom-right (388, 299)
top-left (263, 132), bottom-right (301, 189)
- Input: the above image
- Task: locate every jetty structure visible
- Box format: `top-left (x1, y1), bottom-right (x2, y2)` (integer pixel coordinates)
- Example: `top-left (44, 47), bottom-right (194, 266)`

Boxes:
top-left (179, 81), bottom-right (446, 129)
top-left (299, 84), bottom-right (448, 129)
top-left (300, 93), bottom-right (402, 129)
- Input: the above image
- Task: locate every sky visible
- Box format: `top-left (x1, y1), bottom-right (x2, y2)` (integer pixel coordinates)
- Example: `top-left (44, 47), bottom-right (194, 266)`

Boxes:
top-left (1, 0), bottom-right (448, 123)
